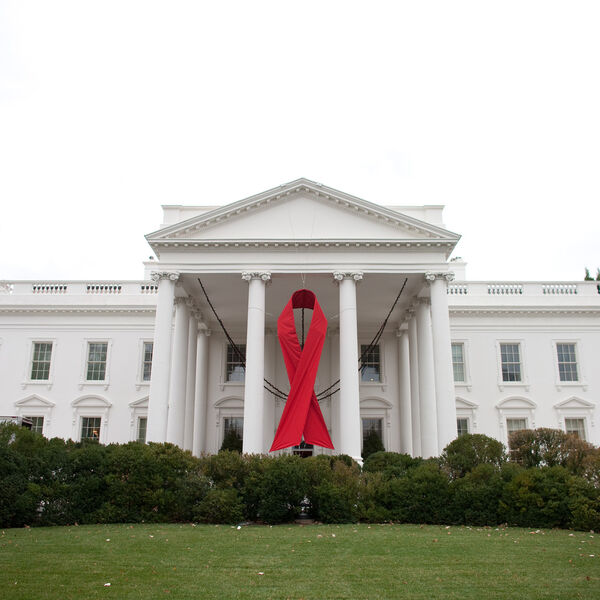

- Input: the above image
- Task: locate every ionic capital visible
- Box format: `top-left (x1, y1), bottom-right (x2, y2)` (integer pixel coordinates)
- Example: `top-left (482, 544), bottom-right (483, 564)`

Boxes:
top-left (333, 271), bottom-right (364, 282)
top-left (150, 271), bottom-right (180, 283)
top-left (241, 271), bottom-right (272, 283)
top-left (425, 271), bottom-right (455, 284)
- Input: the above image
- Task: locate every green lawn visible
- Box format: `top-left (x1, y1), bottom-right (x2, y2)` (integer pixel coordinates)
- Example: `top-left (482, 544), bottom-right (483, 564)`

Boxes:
top-left (1, 523), bottom-right (598, 599)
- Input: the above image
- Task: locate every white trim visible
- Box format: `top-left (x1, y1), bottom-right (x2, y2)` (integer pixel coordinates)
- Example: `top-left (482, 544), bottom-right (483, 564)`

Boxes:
top-left (552, 339), bottom-right (587, 391)
top-left (554, 396), bottom-right (595, 434)
top-left (213, 396), bottom-right (244, 453)
top-left (359, 339), bottom-right (386, 391)
top-left (14, 394), bottom-right (56, 436)
top-left (451, 339), bottom-right (472, 390)
top-left (71, 395), bottom-right (112, 443)
top-left (456, 397), bottom-right (478, 432)
top-left (129, 396), bottom-right (149, 441)
top-left (22, 338), bottom-right (57, 390)
top-left (79, 339), bottom-right (112, 390)
top-left (496, 340), bottom-right (529, 391)
top-left (360, 396), bottom-right (392, 451)
top-left (496, 396), bottom-right (537, 445)
top-left (136, 339), bottom-right (154, 389)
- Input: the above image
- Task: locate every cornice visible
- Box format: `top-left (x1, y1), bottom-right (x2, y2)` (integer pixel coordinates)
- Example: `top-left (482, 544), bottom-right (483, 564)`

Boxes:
top-left (449, 307), bottom-right (600, 317)
top-left (148, 238), bottom-right (457, 250)
top-left (0, 306), bottom-right (156, 315)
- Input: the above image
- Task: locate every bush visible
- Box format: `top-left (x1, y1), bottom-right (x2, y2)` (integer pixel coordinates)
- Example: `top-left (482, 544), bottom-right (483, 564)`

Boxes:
top-left (361, 429), bottom-right (385, 461)
top-left (508, 428), bottom-right (594, 474)
top-left (194, 488), bottom-right (245, 524)
top-left (499, 466), bottom-right (573, 528)
top-left (441, 434), bottom-right (506, 479)
top-left (449, 464), bottom-right (505, 525)
top-left (255, 456), bottom-right (309, 524)
top-left (220, 430), bottom-right (242, 453)
top-left (200, 450), bottom-right (250, 490)
top-left (362, 452), bottom-right (423, 479)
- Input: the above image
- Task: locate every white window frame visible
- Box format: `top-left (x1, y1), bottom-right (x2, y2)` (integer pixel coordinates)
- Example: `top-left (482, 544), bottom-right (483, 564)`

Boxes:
top-left (359, 339), bottom-right (387, 391)
top-left (213, 396), bottom-right (244, 453)
top-left (220, 341), bottom-right (246, 389)
top-left (554, 396), bottom-right (595, 441)
top-left (496, 340), bottom-right (529, 391)
top-left (136, 339), bottom-right (154, 389)
top-left (456, 397), bottom-right (478, 434)
top-left (129, 397), bottom-right (149, 441)
top-left (71, 395), bottom-right (112, 443)
top-left (552, 340), bottom-right (586, 390)
top-left (359, 397), bottom-right (392, 451)
top-left (451, 339), bottom-right (471, 389)
top-left (79, 339), bottom-right (112, 389)
top-left (496, 396), bottom-right (536, 446)
top-left (23, 338), bottom-right (57, 389)
top-left (14, 394), bottom-right (55, 437)
top-left (564, 417), bottom-right (587, 440)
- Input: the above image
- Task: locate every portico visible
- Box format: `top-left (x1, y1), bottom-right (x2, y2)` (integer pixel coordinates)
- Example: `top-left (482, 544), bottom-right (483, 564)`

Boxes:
top-left (144, 179), bottom-right (461, 460)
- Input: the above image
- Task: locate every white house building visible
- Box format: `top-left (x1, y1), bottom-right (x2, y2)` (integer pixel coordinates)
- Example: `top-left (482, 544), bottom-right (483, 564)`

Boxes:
top-left (1, 178), bottom-right (598, 462)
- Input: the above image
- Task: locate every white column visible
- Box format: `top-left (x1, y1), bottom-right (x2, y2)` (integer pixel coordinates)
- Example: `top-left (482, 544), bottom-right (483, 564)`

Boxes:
top-left (264, 329), bottom-right (277, 451)
top-left (147, 271), bottom-right (179, 443)
top-left (183, 305), bottom-right (198, 451)
top-left (166, 297), bottom-right (190, 446)
top-left (334, 271), bottom-right (363, 464)
top-left (329, 328), bottom-right (340, 450)
top-left (241, 271), bottom-right (271, 454)
top-left (408, 311), bottom-right (421, 457)
top-left (426, 271), bottom-right (458, 453)
top-left (397, 327), bottom-right (412, 455)
top-left (192, 327), bottom-right (210, 457)
top-left (416, 298), bottom-right (438, 458)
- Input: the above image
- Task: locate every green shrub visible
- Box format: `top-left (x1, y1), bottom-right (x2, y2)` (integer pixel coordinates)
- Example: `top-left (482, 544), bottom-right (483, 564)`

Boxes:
top-left (499, 466), bottom-right (573, 528)
top-left (362, 451), bottom-right (423, 479)
top-left (449, 463), bottom-right (505, 525)
top-left (200, 450), bottom-right (250, 490)
top-left (361, 429), bottom-right (385, 461)
top-left (508, 428), bottom-right (594, 474)
top-left (194, 488), bottom-right (245, 524)
top-left (255, 455), bottom-right (309, 524)
top-left (568, 476), bottom-right (600, 531)
top-left (219, 430), bottom-right (242, 453)
top-left (441, 434), bottom-right (506, 479)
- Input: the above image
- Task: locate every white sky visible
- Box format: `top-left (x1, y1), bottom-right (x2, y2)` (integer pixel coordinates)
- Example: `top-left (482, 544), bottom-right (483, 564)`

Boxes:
top-left (1, 0), bottom-right (599, 282)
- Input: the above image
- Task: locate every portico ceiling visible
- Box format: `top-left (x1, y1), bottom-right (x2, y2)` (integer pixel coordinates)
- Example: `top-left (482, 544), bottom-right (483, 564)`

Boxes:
top-left (181, 272), bottom-right (426, 334)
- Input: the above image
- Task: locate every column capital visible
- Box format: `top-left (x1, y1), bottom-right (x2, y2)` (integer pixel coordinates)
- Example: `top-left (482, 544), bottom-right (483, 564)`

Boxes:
top-left (198, 326), bottom-right (212, 336)
top-left (333, 271), bottom-right (363, 282)
top-left (241, 271), bottom-right (271, 282)
top-left (174, 296), bottom-right (189, 306)
top-left (424, 271), bottom-right (455, 284)
top-left (150, 271), bottom-right (180, 283)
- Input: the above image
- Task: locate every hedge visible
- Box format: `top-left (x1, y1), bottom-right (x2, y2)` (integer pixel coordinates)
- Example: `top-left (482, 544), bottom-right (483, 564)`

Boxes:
top-left (1, 425), bottom-right (598, 530)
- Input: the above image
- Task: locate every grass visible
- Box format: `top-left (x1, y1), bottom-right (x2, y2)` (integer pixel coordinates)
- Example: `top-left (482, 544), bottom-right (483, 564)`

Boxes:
top-left (1, 523), bottom-right (598, 599)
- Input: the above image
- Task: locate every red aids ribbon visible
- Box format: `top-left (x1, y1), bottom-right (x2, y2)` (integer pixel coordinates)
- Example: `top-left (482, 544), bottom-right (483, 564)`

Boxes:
top-left (270, 289), bottom-right (334, 451)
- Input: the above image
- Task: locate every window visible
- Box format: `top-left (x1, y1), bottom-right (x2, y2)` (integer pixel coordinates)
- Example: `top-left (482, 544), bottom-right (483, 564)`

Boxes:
top-left (136, 416), bottom-right (147, 443)
top-left (86, 342), bottom-right (108, 381)
top-left (500, 343), bottom-right (522, 382)
top-left (557, 343), bottom-right (579, 382)
top-left (81, 416), bottom-right (101, 441)
top-left (25, 415), bottom-right (44, 435)
top-left (506, 417), bottom-right (527, 435)
top-left (223, 417), bottom-right (243, 439)
top-left (565, 418), bottom-right (586, 440)
top-left (362, 417), bottom-right (383, 446)
top-left (451, 343), bottom-right (465, 382)
top-left (360, 344), bottom-right (381, 382)
top-left (226, 344), bottom-right (245, 382)
top-left (142, 342), bottom-right (153, 382)
top-left (30, 342), bottom-right (53, 380)
top-left (456, 417), bottom-right (469, 436)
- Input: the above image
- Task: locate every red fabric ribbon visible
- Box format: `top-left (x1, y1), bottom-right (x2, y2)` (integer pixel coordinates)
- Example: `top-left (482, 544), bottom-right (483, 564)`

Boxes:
top-left (270, 289), bottom-right (334, 451)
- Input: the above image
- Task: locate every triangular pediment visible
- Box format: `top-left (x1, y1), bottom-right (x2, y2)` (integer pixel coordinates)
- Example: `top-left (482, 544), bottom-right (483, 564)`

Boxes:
top-left (146, 179), bottom-right (460, 248)
top-left (15, 394), bottom-right (55, 408)
top-left (554, 397), bottom-right (595, 410)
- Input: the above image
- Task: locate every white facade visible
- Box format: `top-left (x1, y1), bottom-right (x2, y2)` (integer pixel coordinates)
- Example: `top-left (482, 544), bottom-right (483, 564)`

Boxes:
top-left (1, 179), bottom-right (599, 459)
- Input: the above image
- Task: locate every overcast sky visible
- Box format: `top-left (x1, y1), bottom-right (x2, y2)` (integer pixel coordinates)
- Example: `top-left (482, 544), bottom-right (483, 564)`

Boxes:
top-left (1, 1), bottom-right (599, 282)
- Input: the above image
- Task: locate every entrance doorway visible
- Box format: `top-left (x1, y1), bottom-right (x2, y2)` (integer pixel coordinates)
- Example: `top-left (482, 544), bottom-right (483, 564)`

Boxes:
top-left (292, 440), bottom-right (313, 458)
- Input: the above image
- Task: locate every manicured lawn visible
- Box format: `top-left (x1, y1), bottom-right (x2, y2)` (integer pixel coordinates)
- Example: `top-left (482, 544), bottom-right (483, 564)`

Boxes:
top-left (1, 523), bottom-right (598, 599)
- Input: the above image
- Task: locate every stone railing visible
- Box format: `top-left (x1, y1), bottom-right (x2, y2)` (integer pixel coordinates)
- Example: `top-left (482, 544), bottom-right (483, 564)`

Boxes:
top-left (448, 281), bottom-right (600, 297)
top-left (0, 281), bottom-right (159, 296)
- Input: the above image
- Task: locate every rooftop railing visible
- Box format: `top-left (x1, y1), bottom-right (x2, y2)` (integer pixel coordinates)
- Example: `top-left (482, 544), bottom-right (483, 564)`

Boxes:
top-left (448, 281), bottom-right (600, 296)
top-left (1, 281), bottom-right (158, 296)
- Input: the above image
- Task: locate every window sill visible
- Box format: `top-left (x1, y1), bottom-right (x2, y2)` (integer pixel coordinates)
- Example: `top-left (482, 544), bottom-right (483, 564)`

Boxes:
top-left (79, 381), bottom-right (110, 391)
top-left (498, 382), bottom-right (530, 392)
top-left (454, 382), bottom-right (472, 391)
top-left (556, 382), bottom-right (587, 392)
top-left (21, 381), bottom-right (53, 390)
